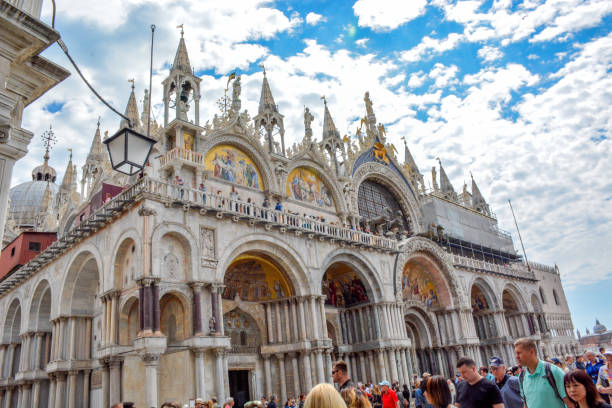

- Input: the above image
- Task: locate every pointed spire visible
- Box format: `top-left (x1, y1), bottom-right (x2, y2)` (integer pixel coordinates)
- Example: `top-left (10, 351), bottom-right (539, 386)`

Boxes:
top-left (258, 67), bottom-right (278, 114)
top-left (321, 96), bottom-right (340, 141)
top-left (60, 149), bottom-right (75, 190)
top-left (471, 172), bottom-right (490, 215)
top-left (121, 80), bottom-right (141, 129)
top-left (172, 29), bottom-right (192, 73)
top-left (402, 136), bottom-right (419, 172)
top-left (437, 158), bottom-right (457, 200)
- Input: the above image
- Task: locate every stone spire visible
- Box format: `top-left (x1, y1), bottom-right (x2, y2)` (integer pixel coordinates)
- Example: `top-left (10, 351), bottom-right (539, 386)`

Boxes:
top-left (254, 67), bottom-right (285, 155)
top-left (172, 28), bottom-right (192, 74)
top-left (437, 158), bottom-right (457, 201)
top-left (471, 173), bottom-right (490, 216)
top-left (402, 136), bottom-right (423, 191)
top-left (258, 69), bottom-right (277, 114)
top-left (320, 97), bottom-right (346, 176)
top-left (60, 149), bottom-right (75, 191)
top-left (81, 118), bottom-right (111, 199)
top-left (121, 81), bottom-right (141, 129)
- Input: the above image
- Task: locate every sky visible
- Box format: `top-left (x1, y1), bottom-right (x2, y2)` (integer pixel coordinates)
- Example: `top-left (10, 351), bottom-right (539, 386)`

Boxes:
top-left (11, 0), bottom-right (612, 335)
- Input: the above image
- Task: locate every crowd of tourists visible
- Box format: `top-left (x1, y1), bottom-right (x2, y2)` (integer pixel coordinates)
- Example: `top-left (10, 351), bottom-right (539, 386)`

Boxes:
top-left (110, 338), bottom-right (612, 408)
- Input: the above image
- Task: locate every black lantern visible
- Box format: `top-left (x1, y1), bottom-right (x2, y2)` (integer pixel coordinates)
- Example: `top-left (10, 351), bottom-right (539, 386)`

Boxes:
top-left (103, 126), bottom-right (156, 175)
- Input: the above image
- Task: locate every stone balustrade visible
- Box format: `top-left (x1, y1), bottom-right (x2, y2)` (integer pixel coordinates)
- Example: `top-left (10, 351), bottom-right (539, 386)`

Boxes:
top-left (451, 253), bottom-right (536, 280)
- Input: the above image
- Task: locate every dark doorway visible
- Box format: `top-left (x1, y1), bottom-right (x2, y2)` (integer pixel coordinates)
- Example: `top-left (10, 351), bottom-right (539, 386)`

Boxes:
top-left (229, 370), bottom-right (250, 408)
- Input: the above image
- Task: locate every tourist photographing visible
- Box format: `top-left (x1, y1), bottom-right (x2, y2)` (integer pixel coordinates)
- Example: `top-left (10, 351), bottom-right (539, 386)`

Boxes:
top-left (514, 337), bottom-right (571, 408)
top-left (564, 369), bottom-right (611, 408)
top-left (455, 357), bottom-right (503, 408)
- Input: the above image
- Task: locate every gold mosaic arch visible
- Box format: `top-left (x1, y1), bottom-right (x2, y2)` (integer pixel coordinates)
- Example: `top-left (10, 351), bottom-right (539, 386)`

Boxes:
top-left (285, 166), bottom-right (335, 209)
top-left (222, 254), bottom-right (294, 301)
top-left (204, 144), bottom-right (264, 190)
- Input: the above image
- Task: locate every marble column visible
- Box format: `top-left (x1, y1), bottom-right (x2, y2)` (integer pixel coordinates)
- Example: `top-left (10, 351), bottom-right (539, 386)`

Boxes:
top-left (388, 349), bottom-right (398, 382)
top-left (102, 363), bottom-right (110, 408)
top-left (367, 351), bottom-right (376, 383)
top-left (376, 349), bottom-right (386, 381)
top-left (301, 352), bottom-right (313, 393)
top-left (275, 303), bottom-right (283, 343)
top-left (0, 345), bottom-right (6, 377)
top-left (263, 355), bottom-right (272, 396)
top-left (277, 354), bottom-right (287, 402)
top-left (291, 354), bottom-right (300, 397)
top-left (35, 333), bottom-right (44, 369)
top-left (214, 349), bottom-right (226, 404)
top-left (265, 304), bottom-right (274, 343)
top-left (47, 374), bottom-right (56, 408)
top-left (69, 318), bottom-right (78, 359)
top-left (297, 298), bottom-right (307, 341)
top-left (191, 283), bottom-right (204, 335)
top-left (371, 306), bottom-right (381, 338)
top-left (83, 370), bottom-right (91, 407)
top-left (319, 297), bottom-right (328, 338)
top-left (143, 354), bottom-right (161, 408)
top-left (283, 301), bottom-right (291, 343)
top-left (5, 388), bottom-right (13, 408)
top-left (68, 370), bottom-right (78, 408)
top-left (109, 359), bottom-right (122, 405)
top-left (325, 350), bottom-right (333, 383)
top-left (195, 350), bottom-right (205, 399)
top-left (152, 281), bottom-right (161, 334)
top-left (400, 349), bottom-right (409, 386)
top-left (359, 353), bottom-right (367, 384)
top-left (309, 297), bottom-right (320, 339)
top-left (32, 381), bottom-right (41, 408)
top-left (290, 300), bottom-right (299, 343)
top-left (315, 350), bottom-right (325, 384)
top-left (54, 373), bottom-right (66, 408)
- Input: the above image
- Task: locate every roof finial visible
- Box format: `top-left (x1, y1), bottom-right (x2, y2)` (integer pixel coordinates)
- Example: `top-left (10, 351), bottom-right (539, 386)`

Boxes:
top-left (436, 157), bottom-right (441, 165)
top-left (41, 125), bottom-right (56, 163)
top-left (177, 24), bottom-right (184, 37)
top-left (259, 64), bottom-right (266, 76)
top-left (68, 148), bottom-right (73, 161)
top-left (321, 95), bottom-right (327, 105)
top-left (128, 78), bottom-right (135, 91)
top-left (97, 115), bottom-right (101, 128)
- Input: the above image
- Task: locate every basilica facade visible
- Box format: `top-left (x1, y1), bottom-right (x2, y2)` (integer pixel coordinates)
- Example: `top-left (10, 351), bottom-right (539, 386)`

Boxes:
top-left (0, 33), bottom-right (578, 408)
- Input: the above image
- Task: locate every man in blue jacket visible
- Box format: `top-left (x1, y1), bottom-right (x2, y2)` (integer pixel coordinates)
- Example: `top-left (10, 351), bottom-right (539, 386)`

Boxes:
top-left (489, 356), bottom-right (523, 408)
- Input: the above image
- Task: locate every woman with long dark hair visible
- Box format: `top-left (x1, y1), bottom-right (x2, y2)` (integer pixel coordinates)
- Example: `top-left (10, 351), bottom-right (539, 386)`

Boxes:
top-left (423, 376), bottom-right (452, 408)
top-left (564, 369), bottom-right (611, 408)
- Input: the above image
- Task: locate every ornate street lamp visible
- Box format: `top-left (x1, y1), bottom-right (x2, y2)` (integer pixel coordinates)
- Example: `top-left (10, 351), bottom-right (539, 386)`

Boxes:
top-left (103, 126), bottom-right (156, 175)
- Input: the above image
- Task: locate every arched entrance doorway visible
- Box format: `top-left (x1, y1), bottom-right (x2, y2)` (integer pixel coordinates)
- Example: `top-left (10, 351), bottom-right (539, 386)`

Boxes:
top-left (471, 281), bottom-right (500, 365)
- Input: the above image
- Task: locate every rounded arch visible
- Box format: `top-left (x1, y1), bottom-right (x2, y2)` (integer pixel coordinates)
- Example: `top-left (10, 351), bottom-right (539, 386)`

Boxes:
top-left (110, 228), bottom-right (142, 289)
top-left (151, 222), bottom-right (198, 281)
top-left (319, 250), bottom-right (385, 303)
top-left (469, 277), bottom-right (500, 311)
top-left (119, 296), bottom-right (139, 345)
top-left (223, 253), bottom-right (294, 301)
top-left (283, 160), bottom-right (348, 215)
top-left (60, 250), bottom-right (101, 316)
top-left (28, 279), bottom-right (53, 332)
top-left (200, 135), bottom-right (278, 192)
top-left (395, 237), bottom-right (464, 307)
top-left (501, 283), bottom-right (528, 313)
top-left (404, 305), bottom-right (440, 347)
top-left (160, 291), bottom-right (191, 344)
top-left (352, 162), bottom-right (422, 234)
top-left (2, 298), bottom-right (22, 344)
top-left (216, 233), bottom-right (310, 295)
top-left (224, 307), bottom-right (262, 353)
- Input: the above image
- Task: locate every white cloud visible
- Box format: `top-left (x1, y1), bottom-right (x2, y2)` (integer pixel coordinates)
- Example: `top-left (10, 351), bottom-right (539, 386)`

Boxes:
top-left (477, 45), bottom-right (504, 62)
top-left (355, 38), bottom-right (369, 48)
top-left (429, 63), bottom-right (459, 88)
top-left (408, 71), bottom-right (427, 88)
top-left (353, 0), bottom-right (428, 31)
top-left (305, 12), bottom-right (326, 25)
top-left (400, 32), bottom-right (464, 62)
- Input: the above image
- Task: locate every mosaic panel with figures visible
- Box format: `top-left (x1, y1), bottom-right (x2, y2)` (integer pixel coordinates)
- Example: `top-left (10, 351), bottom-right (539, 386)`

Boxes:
top-left (322, 263), bottom-right (369, 307)
top-left (286, 167), bottom-right (334, 209)
top-left (222, 256), bottom-right (293, 301)
top-left (205, 144), bottom-right (263, 190)
top-left (402, 263), bottom-right (439, 308)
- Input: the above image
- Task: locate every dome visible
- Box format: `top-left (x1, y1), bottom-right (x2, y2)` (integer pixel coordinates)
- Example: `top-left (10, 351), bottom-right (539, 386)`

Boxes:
top-left (8, 181), bottom-right (59, 227)
top-left (32, 161), bottom-right (57, 182)
top-left (593, 319), bottom-right (607, 334)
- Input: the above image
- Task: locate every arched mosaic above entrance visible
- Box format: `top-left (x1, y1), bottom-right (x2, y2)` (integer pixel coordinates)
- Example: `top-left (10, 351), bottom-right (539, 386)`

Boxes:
top-left (322, 263), bottom-right (369, 307)
top-left (205, 144), bottom-right (263, 190)
top-left (471, 286), bottom-right (491, 312)
top-left (223, 255), bottom-right (293, 301)
top-left (402, 262), bottom-right (439, 308)
top-left (286, 167), bottom-right (334, 209)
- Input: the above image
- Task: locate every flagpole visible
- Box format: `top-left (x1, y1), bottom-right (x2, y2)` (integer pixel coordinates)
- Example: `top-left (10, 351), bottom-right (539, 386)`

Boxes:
top-left (508, 199), bottom-right (531, 272)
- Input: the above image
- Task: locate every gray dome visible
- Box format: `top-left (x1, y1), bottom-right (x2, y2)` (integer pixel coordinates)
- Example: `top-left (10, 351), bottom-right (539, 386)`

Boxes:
top-left (9, 181), bottom-right (59, 227)
top-left (594, 319), bottom-right (607, 334)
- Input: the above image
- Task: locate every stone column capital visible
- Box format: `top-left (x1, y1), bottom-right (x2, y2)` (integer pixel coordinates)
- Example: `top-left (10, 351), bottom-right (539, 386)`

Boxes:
top-left (213, 348), bottom-right (226, 357)
top-left (188, 281), bottom-right (205, 289)
top-left (296, 296), bottom-right (306, 304)
top-left (142, 353), bottom-right (160, 366)
top-left (68, 370), bottom-right (79, 377)
top-left (275, 353), bottom-right (285, 360)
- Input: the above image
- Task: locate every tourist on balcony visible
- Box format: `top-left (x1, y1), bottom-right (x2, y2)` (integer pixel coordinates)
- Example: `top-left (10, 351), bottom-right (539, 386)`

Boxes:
top-left (173, 175), bottom-right (185, 199)
top-left (230, 186), bottom-right (238, 209)
top-left (199, 182), bottom-right (207, 204)
top-left (216, 190), bottom-right (224, 209)
top-left (246, 197), bottom-right (252, 215)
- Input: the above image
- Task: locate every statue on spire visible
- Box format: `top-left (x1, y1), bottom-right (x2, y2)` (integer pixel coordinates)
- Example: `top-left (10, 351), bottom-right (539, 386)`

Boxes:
top-left (304, 106), bottom-right (314, 141)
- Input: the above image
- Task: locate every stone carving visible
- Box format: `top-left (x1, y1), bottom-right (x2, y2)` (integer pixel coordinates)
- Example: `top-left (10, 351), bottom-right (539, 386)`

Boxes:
top-left (209, 316), bottom-right (217, 334)
top-left (163, 253), bottom-right (180, 279)
top-left (138, 206), bottom-right (157, 216)
top-left (199, 226), bottom-right (215, 259)
top-left (304, 106), bottom-right (314, 139)
top-left (231, 75), bottom-right (242, 113)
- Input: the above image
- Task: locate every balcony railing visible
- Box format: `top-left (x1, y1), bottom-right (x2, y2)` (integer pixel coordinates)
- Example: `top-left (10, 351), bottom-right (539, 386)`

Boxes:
top-left (143, 178), bottom-right (398, 251)
top-left (159, 147), bottom-right (204, 168)
top-left (452, 254), bottom-right (536, 280)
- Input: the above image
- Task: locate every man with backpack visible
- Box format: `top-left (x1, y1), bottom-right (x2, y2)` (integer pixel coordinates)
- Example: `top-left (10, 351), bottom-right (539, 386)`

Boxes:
top-left (514, 337), bottom-right (572, 408)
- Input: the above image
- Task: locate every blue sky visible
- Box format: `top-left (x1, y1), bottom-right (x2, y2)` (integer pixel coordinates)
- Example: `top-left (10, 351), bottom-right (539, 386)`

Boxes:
top-left (13, 0), bottom-right (612, 334)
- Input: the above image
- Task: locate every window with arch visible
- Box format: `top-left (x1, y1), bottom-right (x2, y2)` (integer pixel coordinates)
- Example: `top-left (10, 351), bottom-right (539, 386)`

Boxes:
top-left (358, 179), bottom-right (409, 233)
top-left (539, 287), bottom-right (547, 304)
top-left (553, 289), bottom-right (560, 305)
